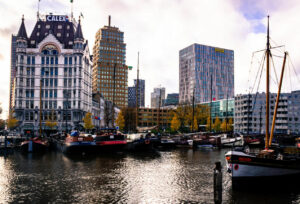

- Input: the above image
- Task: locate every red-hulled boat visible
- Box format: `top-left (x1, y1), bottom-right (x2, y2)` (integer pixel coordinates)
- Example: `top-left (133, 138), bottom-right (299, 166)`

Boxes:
top-left (95, 128), bottom-right (127, 151)
top-left (20, 137), bottom-right (49, 153)
top-left (62, 132), bottom-right (96, 154)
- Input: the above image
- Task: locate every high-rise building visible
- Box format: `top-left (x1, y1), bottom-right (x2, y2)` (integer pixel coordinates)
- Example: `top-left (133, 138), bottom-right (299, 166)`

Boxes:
top-left (179, 43), bottom-right (234, 104)
top-left (163, 93), bottom-right (179, 106)
top-left (13, 15), bottom-right (92, 134)
top-left (92, 16), bottom-right (128, 108)
top-left (151, 87), bottom-right (165, 108)
top-left (9, 35), bottom-right (17, 115)
top-left (128, 79), bottom-right (145, 108)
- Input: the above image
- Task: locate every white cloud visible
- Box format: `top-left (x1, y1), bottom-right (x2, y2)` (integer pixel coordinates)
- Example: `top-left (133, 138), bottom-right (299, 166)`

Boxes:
top-left (0, 0), bottom-right (300, 119)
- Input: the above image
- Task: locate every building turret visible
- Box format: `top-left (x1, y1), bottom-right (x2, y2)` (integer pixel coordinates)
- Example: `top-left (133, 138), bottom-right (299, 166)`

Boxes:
top-left (16, 15), bottom-right (28, 53)
top-left (74, 18), bottom-right (84, 53)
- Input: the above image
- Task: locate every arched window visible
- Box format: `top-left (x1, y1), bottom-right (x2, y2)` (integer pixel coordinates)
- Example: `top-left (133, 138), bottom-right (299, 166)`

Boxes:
top-left (41, 44), bottom-right (59, 55)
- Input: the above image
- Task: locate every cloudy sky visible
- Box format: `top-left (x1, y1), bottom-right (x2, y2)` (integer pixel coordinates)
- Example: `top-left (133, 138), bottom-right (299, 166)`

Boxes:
top-left (1, 0), bottom-right (300, 119)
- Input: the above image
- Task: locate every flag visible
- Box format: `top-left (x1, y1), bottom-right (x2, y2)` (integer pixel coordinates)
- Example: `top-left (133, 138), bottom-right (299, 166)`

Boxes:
top-left (213, 97), bottom-right (216, 101)
top-left (80, 12), bottom-right (84, 19)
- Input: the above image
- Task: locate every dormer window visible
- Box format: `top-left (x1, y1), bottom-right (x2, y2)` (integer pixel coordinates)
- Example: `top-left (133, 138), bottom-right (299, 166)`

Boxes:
top-left (46, 25), bottom-right (50, 29)
top-left (69, 41), bottom-right (73, 45)
top-left (67, 25), bottom-right (70, 29)
top-left (38, 24), bottom-right (41, 29)
top-left (58, 25), bottom-right (62, 29)
top-left (66, 33), bottom-right (69, 37)
top-left (31, 40), bottom-right (35, 44)
top-left (37, 32), bottom-right (40, 36)
top-left (57, 33), bottom-right (61, 37)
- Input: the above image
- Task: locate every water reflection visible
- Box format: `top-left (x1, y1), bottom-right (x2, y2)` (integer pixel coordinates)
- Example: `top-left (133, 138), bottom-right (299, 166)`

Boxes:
top-left (0, 149), bottom-right (299, 203)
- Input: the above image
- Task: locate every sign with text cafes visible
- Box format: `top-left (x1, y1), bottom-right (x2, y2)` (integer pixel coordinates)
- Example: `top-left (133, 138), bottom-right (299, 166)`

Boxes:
top-left (46, 15), bottom-right (69, 22)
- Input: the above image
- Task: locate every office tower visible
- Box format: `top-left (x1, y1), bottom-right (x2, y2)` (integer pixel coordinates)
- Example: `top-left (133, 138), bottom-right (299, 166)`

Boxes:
top-left (151, 87), bottom-right (165, 108)
top-left (179, 43), bottom-right (234, 104)
top-left (128, 79), bottom-right (145, 108)
top-left (164, 93), bottom-right (179, 106)
top-left (92, 16), bottom-right (128, 108)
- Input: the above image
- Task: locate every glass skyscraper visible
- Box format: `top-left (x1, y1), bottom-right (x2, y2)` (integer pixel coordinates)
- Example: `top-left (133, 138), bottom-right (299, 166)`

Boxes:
top-left (179, 43), bottom-right (234, 104)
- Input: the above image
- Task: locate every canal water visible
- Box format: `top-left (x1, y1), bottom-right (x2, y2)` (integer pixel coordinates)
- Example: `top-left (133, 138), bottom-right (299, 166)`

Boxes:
top-left (0, 149), bottom-right (299, 203)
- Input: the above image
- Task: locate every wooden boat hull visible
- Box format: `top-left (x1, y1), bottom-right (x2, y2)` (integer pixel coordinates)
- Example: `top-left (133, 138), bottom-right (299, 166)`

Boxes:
top-left (126, 139), bottom-right (153, 152)
top-left (225, 150), bottom-right (300, 188)
top-left (63, 141), bottom-right (96, 154)
top-left (20, 141), bottom-right (48, 153)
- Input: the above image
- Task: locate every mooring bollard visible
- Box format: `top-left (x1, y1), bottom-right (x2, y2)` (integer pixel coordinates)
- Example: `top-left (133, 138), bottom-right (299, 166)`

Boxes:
top-left (214, 161), bottom-right (222, 204)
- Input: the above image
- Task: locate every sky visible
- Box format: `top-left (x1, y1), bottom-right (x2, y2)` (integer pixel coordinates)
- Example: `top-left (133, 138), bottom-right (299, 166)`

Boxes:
top-left (1, 0), bottom-right (300, 119)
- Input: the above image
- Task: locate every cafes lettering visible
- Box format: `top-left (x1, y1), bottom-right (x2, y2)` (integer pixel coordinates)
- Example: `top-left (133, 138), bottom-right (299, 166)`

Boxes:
top-left (46, 15), bottom-right (69, 22)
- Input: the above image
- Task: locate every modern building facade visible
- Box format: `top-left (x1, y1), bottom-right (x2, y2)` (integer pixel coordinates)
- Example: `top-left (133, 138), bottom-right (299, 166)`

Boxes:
top-left (179, 43), bottom-right (234, 104)
top-left (138, 107), bottom-right (172, 129)
top-left (9, 35), bottom-right (17, 115)
top-left (92, 16), bottom-right (128, 108)
top-left (128, 79), bottom-right (145, 108)
top-left (151, 87), bottom-right (165, 108)
top-left (163, 93), bottom-right (179, 106)
top-left (201, 98), bottom-right (234, 121)
top-left (234, 91), bottom-right (300, 134)
top-left (13, 15), bottom-right (92, 134)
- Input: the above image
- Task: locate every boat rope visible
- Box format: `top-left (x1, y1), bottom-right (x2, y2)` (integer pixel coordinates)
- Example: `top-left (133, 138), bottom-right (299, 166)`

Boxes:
top-left (270, 53), bottom-right (279, 85)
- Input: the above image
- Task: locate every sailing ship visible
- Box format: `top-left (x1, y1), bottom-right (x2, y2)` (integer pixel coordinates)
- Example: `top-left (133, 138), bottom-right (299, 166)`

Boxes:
top-left (225, 16), bottom-right (300, 188)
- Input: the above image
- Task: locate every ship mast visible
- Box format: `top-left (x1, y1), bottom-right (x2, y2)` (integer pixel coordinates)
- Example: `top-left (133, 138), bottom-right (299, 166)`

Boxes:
top-left (265, 16), bottom-right (270, 149)
top-left (136, 52), bottom-right (139, 131)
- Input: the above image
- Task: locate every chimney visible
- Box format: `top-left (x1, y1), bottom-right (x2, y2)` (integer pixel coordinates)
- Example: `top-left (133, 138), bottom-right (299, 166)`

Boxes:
top-left (108, 15), bottom-right (111, 27)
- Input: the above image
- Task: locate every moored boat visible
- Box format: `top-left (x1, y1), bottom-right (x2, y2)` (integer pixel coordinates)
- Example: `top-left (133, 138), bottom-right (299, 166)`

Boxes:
top-left (20, 137), bottom-right (49, 153)
top-left (95, 128), bottom-right (127, 152)
top-left (126, 133), bottom-right (153, 152)
top-left (62, 131), bottom-right (96, 154)
top-left (225, 16), bottom-right (300, 189)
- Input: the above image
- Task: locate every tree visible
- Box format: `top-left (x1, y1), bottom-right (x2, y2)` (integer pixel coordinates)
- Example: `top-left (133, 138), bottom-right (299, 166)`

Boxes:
top-left (220, 119), bottom-right (227, 132)
top-left (213, 117), bottom-right (221, 132)
top-left (206, 116), bottom-right (212, 132)
top-left (115, 111), bottom-right (125, 131)
top-left (227, 118), bottom-right (234, 132)
top-left (0, 119), bottom-right (5, 130)
top-left (7, 113), bottom-right (18, 130)
top-left (83, 112), bottom-right (94, 131)
top-left (171, 115), bottom-right (180, 132)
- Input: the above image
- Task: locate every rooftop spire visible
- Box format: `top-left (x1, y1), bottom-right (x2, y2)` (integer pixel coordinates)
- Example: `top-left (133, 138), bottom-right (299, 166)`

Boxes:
top-left (17, 15), bottom-right (28, 39)
top-left (108, 15), bottom-right (111, 27)
top-left (74, 17), bottom-right (84, 39)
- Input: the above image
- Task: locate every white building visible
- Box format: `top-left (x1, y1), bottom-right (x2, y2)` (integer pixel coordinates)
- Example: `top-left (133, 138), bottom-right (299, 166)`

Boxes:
top-left (234, 91), bottom-right (300, 135)
top-left (151, 87), bottom-right (165, 108)
top-left (13, 15), bottom-right (92, 134)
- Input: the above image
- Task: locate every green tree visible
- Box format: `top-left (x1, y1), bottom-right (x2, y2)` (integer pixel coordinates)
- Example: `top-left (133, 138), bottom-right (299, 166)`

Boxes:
top-left (171, 115), bottom-right (180, 132)
top-left (116, 111), bottom-right (125, 131)
top-left (83, 112), bottom-right (94, 132)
